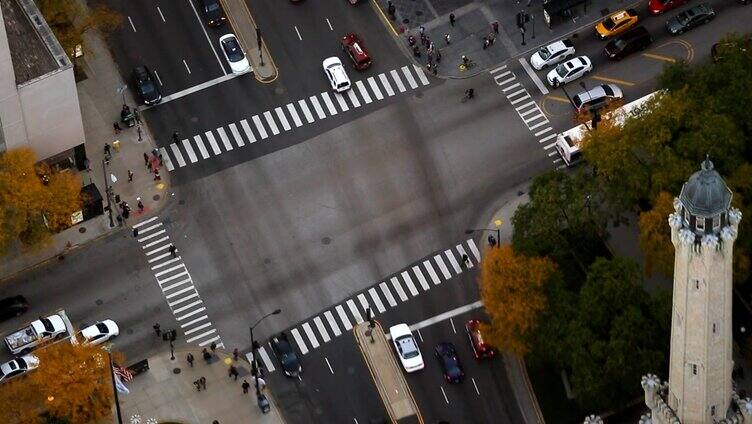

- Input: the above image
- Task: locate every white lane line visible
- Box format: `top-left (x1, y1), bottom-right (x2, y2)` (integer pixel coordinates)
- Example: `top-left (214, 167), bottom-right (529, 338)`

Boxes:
top-left (286, 103), bottom-right (303, 127)
top-left (401, 66), bottom-right (418, 89)
top-left (346, 299), bottom-right (364, 323)
top-left (161, 277), bottom-right (192, 292)
top-left (183, 321), bottom-right (211, 335)
top-left (378, 73), bottom-right (395, 96)
top-left (151, 256), bottom-right (179, 269)
top-left (519, 57), bottom-right (550, 95)
top-left (472, 377), bottom-right (480, 395)
top-left (390, 69), bottom-right (406, 92)
top-left (252, 115), bottom-right (269, 139)
top-left (510, 93), bottom-right (532, 105)
top-left (193, 135), bottom-right (210, 158)
top-left (182, 60), bottom-right (192, 74)
top-left (489, 64), bottom-right (507, 74)
top-left (274, 107), bottom-right (292, 131)
top-left (205, 131), bottom-right (222, 155)
top-left (165, 285), bottom-right (194, 299)
top-left (417, 329), bottom-right (424, 342)
top-left (181, 139), bottom-right (198, 163)
top-left (524, 113), bottom-right (546, 123)
top-left (198, 335), bottom-right (221, 347)
top-left (313, 316), bottom-right (331, 343)
top-left (133, 216), bottom-right (159, 228)
top-left (180, 315), bottom-right (208, 328)
top-left (368, 288), bottom-right (386, 313)
top-left (326, 18), bottom-right (333, 31)
top-left (128, 16), bottom-right (136, 32)
top-left (502, 82), bottom-right (522, 93)
top-left (529, 119), bottom-right (549, 130)
top-left (298, 100), bottom-right (315, 123)
top-left (450, 317), bottom-right (457, 334)
top-left (154, 264), bottom-right (184, 278)
top-left (367, 77), bottom-right (384, 100)
top-left (159, 147), bottom-right (175, 171)
top-left (534, 127), bottom-right (552, 137)
top-left (468, 239), bottom-right (481, 262)
top-left (539, 133), bottom-right (558, 143)
top-left (169, 292), bottom-right (199, 307)
top-left (137, 229), bottom-right (166, 242)
top-left (186, 328), bottom-right (217, 344)
top-left (158, 270), bottom-right (189, 285)
top-left (390, 277), bottom-right (408, 302)
top-left (357, 293), bottom-right (372, 317)
top-left (544, 142), bottom-right (557, 150)
top-left (496, 76), bottom-right (517, 87)
top-left (320, 92), bottom-right (339, 115)
top-left (495, 70), bottom-right (513, 79)
top-left (411, 300), bottom-right (484, 332)
top-left (173, 299), bottom-right (203, 314)
top-left (355, 81), bottom-right (372, 104)
top-left (257, 347), bottom-right (276, 372)
top-left (507, 88), bottom-right (527, 100)
top-left (412, 64), bottom-right (430, 85)
top-left (216, 127), bottom-right (233, 151)
top-left (346, 89), bottom-right (361, 108)
top-left (263, 111), bottom-right (280, 135)
top-left (423, 260), bottom-right (442, 285)
top-left (138, 222), bottom-right (162, 234)
top-left (302, 322), bottom-right (320, 349)
top-left (324, 310), bottom-right (342, 336)
top-left (143, 237), bottom-right (170, 251)
top-left (309, 96), bottom-right (327, 119)
top-left (379, 282), bottom-right (397, 307)
top-left (176, 306), bottom-right (206, 321)
top-left (325, 357), bottom-right (334, 374)
top-left (434, 255), bottom-right (453, 280)
top-left (228, 123), bottom-right (246, 147)
top-left (334, 93), bottom-right (350, 111)
top-left (290, 328), bottom-right (309, 354)
top-left (456, 245), bottom-right (473, 268)
top-left (412, 265), bottom-right (430, 291)
top-left (294, 26), bottom-right (302, 41)
top-left (400, 271), bottom-right (419, 297)
top-left (516, 101), bottom-right (537, 112)
top-left (335, 304), bottom-right (353, 330)
top-left (445, 249), bottom-right (462, 274)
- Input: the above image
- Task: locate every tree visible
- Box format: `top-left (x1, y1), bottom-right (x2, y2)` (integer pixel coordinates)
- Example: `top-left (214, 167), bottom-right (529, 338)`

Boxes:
top-left (37, 1), bottom-right (121, 57)
top-left (0, 148), bottom-right (81, 253)
top-left (638, 191), bottom-right (676, 278)
top-left (479, 245), bottom-right (558, 355)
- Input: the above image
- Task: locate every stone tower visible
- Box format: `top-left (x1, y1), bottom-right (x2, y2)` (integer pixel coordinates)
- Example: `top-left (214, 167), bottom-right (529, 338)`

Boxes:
top-left (642, 159), bottom-right (749, 423)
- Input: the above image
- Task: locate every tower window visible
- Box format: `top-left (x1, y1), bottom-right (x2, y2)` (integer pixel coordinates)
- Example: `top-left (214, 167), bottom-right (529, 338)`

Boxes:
top-left (713, 216), bottom-right (721, 230)
top-left (692, 279), bottom-right (700, 290)
top-left (711, 405), bottom-right (717, 416)
top-left (684, 209), bottom-right (690, 225)
top-left (691, 363), bottom-right (698, 375)
top-left (713, 323), bottom-right (717, 334)
top-left (696, 217), bottom-right (705, 231)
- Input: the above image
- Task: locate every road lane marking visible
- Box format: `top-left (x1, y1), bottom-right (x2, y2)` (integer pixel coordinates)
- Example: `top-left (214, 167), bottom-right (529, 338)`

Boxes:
top-left (390, 276), bottom-right (408, 302)
top-left (263, 111), bottom-right (280, 135)
top-left (472, 377), bottom-right (480, 395)
top-left (642, 52), bottom-right (676, 62)
top-left (198, 335), bottom-right (220, 346)
top-left (252, 115), bottom-right (269, 139)
top-left (158, 270), bottom-right (189, 285)
top-left (217, 127), bottom-right (233, 151)
top-left (302, 322), bottom-right (320, 349)
top-left (357, 293), bottom-right (372, 316)
top-left (157, 6), bottom-right (166, 22)
top-left (294, 26), bottom-right (302, 41)
top-left (534, 127), bottom-right (552, 137)
top-left (529, 120), bottom-right (549, 130)
top-left (495, 76), bottom-right (517, 87)
top-left (138, 229), bottom-right (166, 242)
top-left (423, 260), bottom-right (442, 285)
top-left (127, 16), bottom-right (136, 32)
top-left (183, 321), bottom-right (211, 335)
top-left (239, 119), bottom-right (256, 143)
top-left (193, 135), bottom-right (210, 158)
top-left (355, 81), bottom-right (373, 104)
top-left (168, 292), bottom-right (199, 308)
top-left (335, 304), bottom-right (353, 330)
top-left (133, 216), bottom-right (159, 228)
top-left (173, 299), bottom-right (203, 315)
top-left (165, 285), bottom-right (194, 299)
top-left (591, 75), bottom-right (635, 86)
top-left (257, 347), bottom-right (276, 372)
top-left (182, 59), bottom-right (191, 74)
top-left (274, 107), bottom-right (292, 131)
top-left (285, 103), bottom-right (303, 127)
top-left (433, 255), bottom-right (452, 280)
top-left (417, 329), bottom-right (423, 342)
top-left (297, 100), bottom-right (315, 123)
top-left (186, 329), bottom-right (216, 344)
top-left (152, 256), bottom-right (180, 269)
top-left (401, 66), bottom-right (418, 89)
top-left (161, 277), bottom-right (192, 292)
top-left (489, 64), bottom-right (507, 74)
top-left (176, 306), bottom-right (206, 321)
top-left (181, 139), bottom-right (198, 163)
top-left (540, 133), bottom-right (558, 143)
top-left (400, 271), bottom-right (419, 297)
top-left (519, 57), bottom-right (550, 95)
top-left (205, 131), bottom-right (222, 155)
top-left (494, 70), bottom-right (512, 79)
top-left (450, 317), bottom-right (456, 334)
top-left (139, 222), bottom-right (162, 234)
top-left (346, 89), bottom-right (361, 107)
top-left (325, 357), bottom-right (334, 374)
top-left (519, 105), bottom-right (541, 117)
top-left (228, 123), bottom-right (246, 147)
top-left (410, 300), bottom-right (483, 333)
top-left (185, 0), bottom-right (226, 76)
top-left (379, 282), bottom-right (397, 307)
top-left (346, 299), bottom-right (364, 323)
top-left (368, 288), bottom-right (386, 313)
top-left (313, 316), bottom-right (331, 343)
top-left (290, 328), bottom-right (308, 354)
top-left (324, 310), bottom-right (342, 336)
top-left (507, 88), bottom-right (527, 99)
top-left (326, 18), bottom-right (333, 31)
top-left (334, 93), bottom-right (350, 111)
top-left (544, 142), bottom-right (557, 150)
top-left (390, 69), bottom-right (406, 92)
top-left (456, 245), bottom-right (473, 268)
top-left (547, 95), bottom-right (570, 103)
top-left (180, 315), bottom-right (208, 328)
top-left (510, 93), bottom-right (531, 105)
top-left (367, 77), bottom-right (384, 100)
top-left (502, 82), bottom-right (522, 92)
top-left (524, 112), bottom-right (547, 124)
top-left (412, 266), bottom-right (430, 291)
top-left (320, 92), bottom-right (339, 115)
top-left (143, 237), bottom-right (170, 251)
top-left (309, 96), bottom-right (327, 119)
top-left (444, 250), bottom-right (462, 274)
top-left (378, 73), bottom-right (395, 96)
top-left (159, 147), bottom-right (174, 171)
top-left (412, 64), bottom-right (430, 85)
top-left (155, 264), bottom-right (185, 278)
top-left (515, 101), bottom-right (537, 112)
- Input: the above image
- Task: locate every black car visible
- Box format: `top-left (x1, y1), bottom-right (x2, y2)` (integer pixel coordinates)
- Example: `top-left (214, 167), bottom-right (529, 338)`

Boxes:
top-left (133, 66), bottom-right (161, 105)
top-left (604, 26), bottom-right (652, 60)
top-left (666, 3), bottom-right (715, 35)
top-left (0, 295), bottom-right (29, 322)
top-left (434, 342), bottom-right (464, 384)
top-left (270, 333), bottom-right (302, 378)
top-left (202, 0), bottom-right (226, 27)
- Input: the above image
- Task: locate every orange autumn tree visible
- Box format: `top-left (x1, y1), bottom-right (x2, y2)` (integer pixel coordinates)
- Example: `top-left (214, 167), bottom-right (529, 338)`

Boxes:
top-left (638, 191), bottom-right (676, 278)
top-left (479, 244), bottom-right (558, 355)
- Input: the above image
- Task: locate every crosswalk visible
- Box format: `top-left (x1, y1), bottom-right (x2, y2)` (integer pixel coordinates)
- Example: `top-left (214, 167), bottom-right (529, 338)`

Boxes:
top-left (249, 238), bottom-right (482, 373)
top-left (133, 216), bottom-right (223, 349)
top-left (489, 64), bottom-right (560, 166)
top-left (159, 64), bottom-right (431, 172)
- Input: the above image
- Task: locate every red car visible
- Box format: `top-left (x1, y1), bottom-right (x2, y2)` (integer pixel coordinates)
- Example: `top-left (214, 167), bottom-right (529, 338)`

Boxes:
top-left (465, 320), bottom-right (497, 359)
top-left (648, 0), bottom-right (688, 14)
top-left (341, 33), bottom-right (372, 70)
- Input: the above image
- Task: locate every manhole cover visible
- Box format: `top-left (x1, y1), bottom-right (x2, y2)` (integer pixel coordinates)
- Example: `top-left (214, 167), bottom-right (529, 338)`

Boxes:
top-left (96, 299), bottom-right (103, 305)
top-left (178, 200), bottom-right (185, 205)
top-left (321, 237), bottom-right (331, 245)
top-left (264, 258), bottom-right (272, 265)
top-left (173, 368), bottom-right (181, 374)
top-left (153, 194), bottom-right (161, 201)
top-left (79, 227), bottom-right (86, 233)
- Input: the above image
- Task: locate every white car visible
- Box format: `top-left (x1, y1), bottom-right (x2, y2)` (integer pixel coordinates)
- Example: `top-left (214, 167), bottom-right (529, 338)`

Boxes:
top-left (219, 34), bottom-right (251, 75)
top-left (389, 324), bottom-right (424, 373)
top-left (530, 39), bottom-right (575, 70)
top-left (546, 56), bottom-right (592, 88)
top-left (322, 57), bottom-right (351, 92)
top-left (81, 320), bottom-right (119, 346)
top-left (0, 354), bottom-right (39, 383)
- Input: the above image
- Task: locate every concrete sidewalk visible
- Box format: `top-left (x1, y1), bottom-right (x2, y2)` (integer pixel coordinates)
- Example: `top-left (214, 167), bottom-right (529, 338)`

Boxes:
top-left (120, 347), bottom-right (285, 424)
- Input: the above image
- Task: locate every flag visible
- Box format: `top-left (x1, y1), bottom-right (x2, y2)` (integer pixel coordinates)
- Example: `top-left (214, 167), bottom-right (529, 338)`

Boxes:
top-left (114, 373), bottom-right (130, 395)
top-left (113, 363), bottom-right (134, 381)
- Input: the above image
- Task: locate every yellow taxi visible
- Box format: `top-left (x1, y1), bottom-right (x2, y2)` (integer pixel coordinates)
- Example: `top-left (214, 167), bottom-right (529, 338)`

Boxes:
top-left (595, 9), bottom-right (639, 39)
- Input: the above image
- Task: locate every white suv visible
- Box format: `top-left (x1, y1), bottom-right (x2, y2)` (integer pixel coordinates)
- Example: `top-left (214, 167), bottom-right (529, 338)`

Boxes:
top-left (323, 57), bottom-right (351, 92)
top-left (389, 324), bottom-right (424, 372)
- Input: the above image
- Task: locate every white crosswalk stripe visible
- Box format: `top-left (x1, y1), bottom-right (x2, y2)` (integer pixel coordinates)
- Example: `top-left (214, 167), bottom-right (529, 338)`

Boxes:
top-left (181, 139), bottom-right (198, 163)
top-left (180, 315), bottom-right (208, 329)
top-left (529, 120), bottom-right (549, 130)
top-left (379, 73), bottom-right (395, 96)
top-left (187, 329), bottom-right (216, 344)
top-left (357, 293), bottom-right (372, 316)
top-left (346, 299), bottom-right (364, 323)
top-left (228, 123), bottom-right (246, 147)
top-left (423, 260), bottom-right (442, 285)
top-left (297, 100), bottom-right (315, 123)
top-left (334, 93), bottom-right (350, 111)
top-left (456, 244), bottom-right (474, 268)
top-left (434, 255), bottom-right (452, 280)
top-left (159, 147), bottom-right (175, 171)
top-left (468, 238), bottom-right (481, 261)
top-left (510, 93), bottom-right (532, 105)
top-left (346, 89), bottom-right (361, 108)
top-left (355, 81), bottom-right (372, 104)
top-left (390, 69), bottom-right (406, 92)
top-left (335, 304), bottom-right (352, 330)
top-left (183, 321), bottom-right (211, 335)
top-left (205, 131), bottom-right (222, 155)
top-left (217, 127), bottom-right (233, 151)
top-left (400, 271), bottom-right (419, 297)
top-left (198, 335), bottom-right (220, 347)
top-left (368, 288), bottom-right (386, 313)
top-left (313, 316), bottom-right (331, 343)
top-left (401, 66), bottom-right (418, 89)
top-left (290, 328), bottom-right (309, 354)
top-left (257, 347), bottom-right (276, 372)
top-left (413, 64), bottom-right (430, 85)
top-left (503, 82), bottom-right (522, 93)
top-left (263, 111), bottom-right (280, 135)
top-left (286, 103), bottom-right (303, 127)
top-left (535, 127), bottom-right (552, 137)
top-left (193, 135), bottom-right (210, 158)
top-left (275, 107), bottom-right (292, 131)
top-left (239, 119), bottom-right (256, 144)
top-left (252, 115), bottom-right (269, 139)
top-left (302, 322), bottom-right (320, 349)
top-left (324, 310), bottom-right (342, 336)
top-left (309, 96), bottom-right (326, 119)
top-left (490, 64), bottom-right (507, 74)
top-left (379, 282), bottom-right (397, 307)
top-left (445, 249), bottom-right (462, 274)
top-left (390, 276), bottom-right (408, 302)
top-left (165, 285), bottom-right (194, 299)
top-left (507, 88), bottom-right (527, 100)
top-left (320, 92), bottom-right (338, 115)
top-left (412, 265), bottom-right (430, 291)
top-left (367, 77), bottom-right (383, 100)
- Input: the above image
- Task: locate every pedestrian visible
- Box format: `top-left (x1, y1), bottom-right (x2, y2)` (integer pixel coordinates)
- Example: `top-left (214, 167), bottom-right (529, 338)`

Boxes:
top-left (137, 200), bottom-right (144, 212)
top-left (194, 379), bottom-right (201, 391)
top-left (462, 55), bottom-right (469, 66)
top-left (255, 376), bottom-right (266, 392)
top-left (187, 352), bottom-right (194, 367)
top-left (113, 122), bottom-right (121, 134)
top-left (436, 49), bottom-right (442, 63)
top-left (488, 33), bottom-right (496, 46)
top-left (488, 234), bottom-right (496, 247)
top-left (210, 341), bottom-right (217, 353)
top-left (449, 13), bottom-right (456, 26)
top-left (128, 170), bottom-right (134, 182)
top-left (113, 140), bottom-right (121, 152)
top-left (133, 228), bottom-right (139, 238)
top-left (134, 108), bottom-right (141, 125)
top-left (228, 364), bottom-right (239, 380)
top-left (144, 152), bottom-right (150, 167)
top-left (153, 323), bottom-right (161, 337)
top-left (426, 63), bottom-right (433, 74)
top-left (104, 143), bottom-right (111, 157)
top-left (419, 25), bottom-right (425, 35)
top-left (483, 37), bottom-right (489, 49)
top-left (169, 244), bottom-right (177, 258)
top-left (427, 51), bottom-right (433, 64)
top-left (154, 169), bottom-right (161, 181)
top-left (412, 45), bottom-right (421, 57)
top-left (172, 131), bottom-right (179, 143)
top-left (492, 21), bottom-right (499, 34)
top-left (429, 41), bottom-right (434, 53)
top-left (461, 254), bottom-right (470, 267)
top-left (158, 154), bottom-right (164, 167)
top-left (137, 125), bottom-right (143, 141)
top-left (199, 376), bottom-right (206, 390)
top-left (233, 348), bottom-right (240, 361)
top-left (432, 64), bottom-right (438, 76)
top-left (116, 215), bottom-right (123, 226)
top-left (203, 348), bottom-right (212, 363)
top-left (242, 379), bottom-right (250, 394)
top-left (420, 33), bottom-right (426, 46)
top-left (445, 33), bottom-right (451, 45)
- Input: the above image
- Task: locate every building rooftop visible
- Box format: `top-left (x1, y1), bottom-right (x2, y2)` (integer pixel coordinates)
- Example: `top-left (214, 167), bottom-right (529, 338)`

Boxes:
top-left (1, 0), bottom-right (69, 86)
top-left (679, 158), bottom-right (732, 217)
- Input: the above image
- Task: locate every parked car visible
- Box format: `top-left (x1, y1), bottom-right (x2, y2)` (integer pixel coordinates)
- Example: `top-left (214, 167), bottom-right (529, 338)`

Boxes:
top-left (81, 320), bottom-right (119, 346)
top-left (572, 84), bottom-right (623, 113)
top-left (595, 9), bottom-right (639, 39)
top-left (0, 296), bottom-right (29, 322)
top-left (201, 0), bottom-right (226, 27)
top-left (711, 35), bottom-right (751, 62)
top-left (389, 324), bottom-right (424, 372)
top-left (0, 354), bottom-right (39, 384)
top-left (219, 34), bottom-right (251, 75)
top-left (270, 332), bottom-right (302, 378)
top-left (529, 39), bottom-right (575, 70)
top-left (341, 33), bottom-right (372, 70)
top-left (465, 319), bottom-right (497, 359)
top-left (133, 66), bottom-right (162, 105)
top-left (604, 26), bottom-right (653, 60)
top-left (546, 56), bottom-right (592, 88)
top-left (434, 342), bottom-right (464, 383)
top-left (666, 3), bottom-right (715, 35)
top-left (4, 313), bottom-right (66, 355)
top-left (322, 57), bottom-right (351, 92)
top-left (648, 0), bottom-right (688, 15)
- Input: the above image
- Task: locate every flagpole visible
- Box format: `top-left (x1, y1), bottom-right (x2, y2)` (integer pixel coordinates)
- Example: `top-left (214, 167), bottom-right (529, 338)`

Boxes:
top-left (108, 351), bottom-right (124, 424)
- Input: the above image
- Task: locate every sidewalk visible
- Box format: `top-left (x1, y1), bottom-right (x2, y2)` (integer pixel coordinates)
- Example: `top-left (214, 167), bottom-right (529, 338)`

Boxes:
top-left (223, 0), bottom-right (278, 83)
top-left (120, 347), bottom-right (285, 424)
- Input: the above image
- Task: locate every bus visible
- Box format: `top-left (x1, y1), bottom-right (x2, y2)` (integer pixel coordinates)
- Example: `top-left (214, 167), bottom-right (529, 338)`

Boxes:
top-left (554, 91), bottom-right (662, 167)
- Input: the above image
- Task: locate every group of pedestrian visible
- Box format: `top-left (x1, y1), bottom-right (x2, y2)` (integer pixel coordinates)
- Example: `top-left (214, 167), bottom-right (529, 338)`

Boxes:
top-left (410, 25), bottom-right (442, 76)
top-left (193, 376), bottom-right (207, 391)
top-left (144, 147), bottom-right (164, 181)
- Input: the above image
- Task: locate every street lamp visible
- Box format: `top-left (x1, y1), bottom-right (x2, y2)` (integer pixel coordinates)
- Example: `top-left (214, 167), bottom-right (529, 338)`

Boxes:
top-left (250, 309), bottom-right (281, 411)
top-left (465, 228), bottom-right (501, 247)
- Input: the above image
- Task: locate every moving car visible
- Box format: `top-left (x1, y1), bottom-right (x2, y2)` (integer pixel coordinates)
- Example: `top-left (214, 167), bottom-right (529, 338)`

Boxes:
top-left (529, 39), bottom-right (575, 70)
top-left (0, 354), bottom-right (39, 384)
top-left (133, 66), bottom-right (162, 105)
top-left (666, 3), bottom-right (715, 35)
top-left (595, 9), bottom-right (639, 39)
top-left (81, 320), bottom-right (119, 346)
top-left (5, 313), bottom-right (66, 355)
top-left (341, 33), bottom-right (372, 70)
top-left (604, 26), bottom-right (652, 60)
top-left (434, 342), bottom-right (464, 383)
top-left (201, 0), bottom-right (226, 27)
top-left (322, 57), bottom-right (351, 92)
top-left (546, 56), bottom-right (592, 88)
top-left (389, 324), bottom-right (424, 372)
top-left (0, 295), bottom-right (29, 322)
top-left (271, 333), bottom-right (302, 377)
top-left (465, 319), bottom-right (497, 359)
top-left (219, 34), bottom-right (251, 75)
top-left (648, 0), bottom-right (687, 15)
top-left (572, 84), bottom-right (623, 114)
